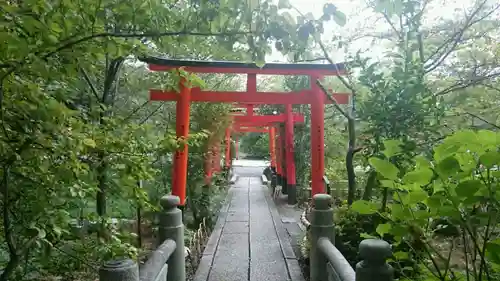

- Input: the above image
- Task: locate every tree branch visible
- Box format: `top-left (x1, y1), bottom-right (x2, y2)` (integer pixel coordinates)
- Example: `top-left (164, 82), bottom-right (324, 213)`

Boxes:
top-left (1, 30), bottom-right (252, 81)
top-left (424, 1), bottom-right (498, 73)
top-left (316, 39), bottom-right (356, 93)
top-left (79, 67), bottom-right (105, 111)
top-left (465, 111), bottom-right (500, 130)
top-left (434, 71), bottom-right (500, 96)
top-left (381, 12), bottom-right (402, 40)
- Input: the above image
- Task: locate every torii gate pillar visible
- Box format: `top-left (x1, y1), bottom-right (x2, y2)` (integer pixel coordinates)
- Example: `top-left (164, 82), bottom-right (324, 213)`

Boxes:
top-left (279, 124), bottom-right (287, 194)
top-left (224, 127), bottom-right (231, 170)
top-left (235, 136), bottom-right (239, 160)
top-left (276, 132), bottom-right (282, 185)
top-left (172, 78), bottom-right (191, 206)
top-left (268, 127), bottom-right (276, 172)
top-left (285, 104), bottom-right (297, 204)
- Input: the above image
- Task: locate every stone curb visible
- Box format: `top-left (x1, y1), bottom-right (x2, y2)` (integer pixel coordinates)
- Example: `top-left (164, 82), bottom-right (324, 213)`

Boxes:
top-left (192, 186), bottom-right (233, 281)
top-left (261, 174), bottom-right (268, 185)
top-left (229, 174), bottom-right (238, 184)
top-left (263, 182), bottom-right (306, 281)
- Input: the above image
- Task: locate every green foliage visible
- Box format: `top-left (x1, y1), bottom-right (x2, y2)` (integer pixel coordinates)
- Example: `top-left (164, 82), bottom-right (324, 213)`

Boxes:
top-left (352, 129), bottom-right (500, 281)
top-left (333, 206), bottom-right (420, 279)
top-left (239, 132), bottom-right (270, 159)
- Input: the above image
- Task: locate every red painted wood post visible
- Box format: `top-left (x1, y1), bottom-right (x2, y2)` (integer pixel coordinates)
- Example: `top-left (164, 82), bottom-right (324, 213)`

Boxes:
top-left (285, 104), bottom-right (297, 204)
top-left (310, 75), bottom-right (325, 196)
top-left (235, 135), bottom-right (239, 160)
top-left (280, 124), bottom-right (288, 194)
top-left (269, 127), bottom-right (276, 171)
top-left (276, 132), bottom-right (282, 185)
top-left (246, 104), bottom-right (254, 116)
top-left (172, 77), bottom-right (191, 206)
top-left (210, 145), bottom-right (216, 174)
top-left (215, 142), bottom-right (221, 172)
top-left (204, 144), bottom-right (213, 185)
top-left (225, 127), bottom-right (231, 169)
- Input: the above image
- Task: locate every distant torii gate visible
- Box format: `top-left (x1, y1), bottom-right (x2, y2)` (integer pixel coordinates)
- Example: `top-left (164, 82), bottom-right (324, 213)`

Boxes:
top-left (228, 104), bottom-right (305, 203)
top-left (141, 57), bottom-right (348, 206)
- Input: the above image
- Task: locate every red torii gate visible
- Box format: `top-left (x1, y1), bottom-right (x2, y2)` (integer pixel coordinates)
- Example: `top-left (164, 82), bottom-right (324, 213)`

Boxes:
top-left (229, 105), bottom-right (306, 202)
top-left (141, 57), bottom-right (349, 206)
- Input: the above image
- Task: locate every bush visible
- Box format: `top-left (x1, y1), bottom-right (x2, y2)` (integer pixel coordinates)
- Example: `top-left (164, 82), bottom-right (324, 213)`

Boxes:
top-left (299, 205), bottom-right (421, 280)
top-left (333, 206), bottom-right (421, 280)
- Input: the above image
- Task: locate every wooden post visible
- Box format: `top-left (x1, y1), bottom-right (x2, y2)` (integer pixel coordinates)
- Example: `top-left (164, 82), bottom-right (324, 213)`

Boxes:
top-left (204, 144), bottom-right (213, 185)
top-left (269, 127), bottom-right (276, 171)
top-left (310, 75), bottom-right (325, 196)
top-left (172, 77), bottom-right (191, 206)
top-left (280, 124), bottom-right (287, 194)
top-left (235, 135), bottom-right (239, 160)
top-left (225, 127), bottom-right (231, 169)
top-left (214, 142), bottom-right (221, 172)
top-left (285, 104), bottom-right (297, 204)
top-left (276, 132), bottom-right (282, 185)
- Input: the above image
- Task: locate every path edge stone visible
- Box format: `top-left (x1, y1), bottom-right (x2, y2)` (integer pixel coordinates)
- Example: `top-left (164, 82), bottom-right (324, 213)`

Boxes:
top-left (192, 182), bottom-right (234, 281)
top-left (263, 183), bottom-right (306, 281)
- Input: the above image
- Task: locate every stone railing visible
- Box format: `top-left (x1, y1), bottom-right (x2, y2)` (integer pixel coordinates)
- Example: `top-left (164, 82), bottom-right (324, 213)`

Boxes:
top-left (310, 194), bottom-right (394, 281)
top-left (98, 195), bottom-right (185, 281)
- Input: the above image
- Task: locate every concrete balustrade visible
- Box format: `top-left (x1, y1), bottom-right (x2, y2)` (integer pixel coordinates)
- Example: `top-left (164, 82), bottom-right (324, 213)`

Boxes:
top-left (309, 194), bottom-right (394, 281)
top-left (98, 195), bottom-right (185, 281)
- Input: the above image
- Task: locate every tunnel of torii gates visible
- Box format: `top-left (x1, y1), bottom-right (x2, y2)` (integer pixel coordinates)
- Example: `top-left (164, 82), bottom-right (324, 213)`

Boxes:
top-left (141, 57), bottom-right (349, 206)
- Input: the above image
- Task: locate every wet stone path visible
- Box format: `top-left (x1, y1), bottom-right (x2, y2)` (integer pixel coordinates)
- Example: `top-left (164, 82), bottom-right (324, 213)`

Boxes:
top-left (194, 174), bottom-right (304, 281)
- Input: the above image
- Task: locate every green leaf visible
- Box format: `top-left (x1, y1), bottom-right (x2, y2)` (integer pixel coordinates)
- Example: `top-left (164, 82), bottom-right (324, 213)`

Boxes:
top-left (351, 200), bottom-right (378, 215)
top-left (415, 155), bottom-right (431, 169)
top-left (369, 157), bottom-right (399, 180)
top-left (278, 0), bottom-right (291, 9)
top-left (402, 168), bottom-right (433, 185)
top-left (393, 251), bottom-right (409, 260)
top-left (436, 156), bottom-right (461, 179)
top-left (376, 223), bottom-right (392, 237)
top-left (248, 0), bottom-right (259, 10)
top-left (38, 228), bottom-right (46, 239)
top-left (255, 60), bottom-right (266, 68)
top-left (332, 9), bottom-right (347, 26)
top-left (434, 142), bottom-right (461, 162)
top-left (83, 138), bottom-right (96, 148)
top-left (479, 151), bottom-right (500, 168)
top-left (380, 180), bottom-right (396, 189)
top-left (455, 179), bottom-right (483, 199)
top-left (382, 139), bottom-right (402, 158)
top-left (404, 187), bottom-right (428, 205)
top-left (487, 238), bottom-right (500, 264)
top-left (281, 11), bottom-right (295, 26)
top-left (360, 232), bottom-right (377, 239)
top-left (477, 130), bottom-right (498, 146)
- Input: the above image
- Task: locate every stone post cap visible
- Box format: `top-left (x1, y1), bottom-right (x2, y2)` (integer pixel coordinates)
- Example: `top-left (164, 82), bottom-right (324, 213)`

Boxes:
top-left (359, 239), bottom-right (392, 262)
top-left (160, 195), bottom-right (180, 210)
top-left (312, 194), bottom-right (332, 210)
top-left (100, 259), bottom-right (137, 271)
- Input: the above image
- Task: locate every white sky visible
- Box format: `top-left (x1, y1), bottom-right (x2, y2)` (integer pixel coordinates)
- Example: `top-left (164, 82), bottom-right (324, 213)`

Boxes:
top-left (266, 0), bottom-right (479, 63)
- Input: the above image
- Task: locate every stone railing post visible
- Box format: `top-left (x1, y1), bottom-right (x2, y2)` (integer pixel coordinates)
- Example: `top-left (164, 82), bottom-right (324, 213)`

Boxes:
top-left (159, 195), bottom-right (185, 281)
top-left (99, 259), bottom-right (139, 281)
top-left (356, 239), bottom-right (394, 281)
top-left (310, 194), bottom-right (335, 281)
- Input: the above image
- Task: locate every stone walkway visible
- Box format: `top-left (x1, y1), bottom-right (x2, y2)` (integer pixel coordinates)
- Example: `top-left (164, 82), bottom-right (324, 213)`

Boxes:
top-left (194, 176), bottom-right (304, 281)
